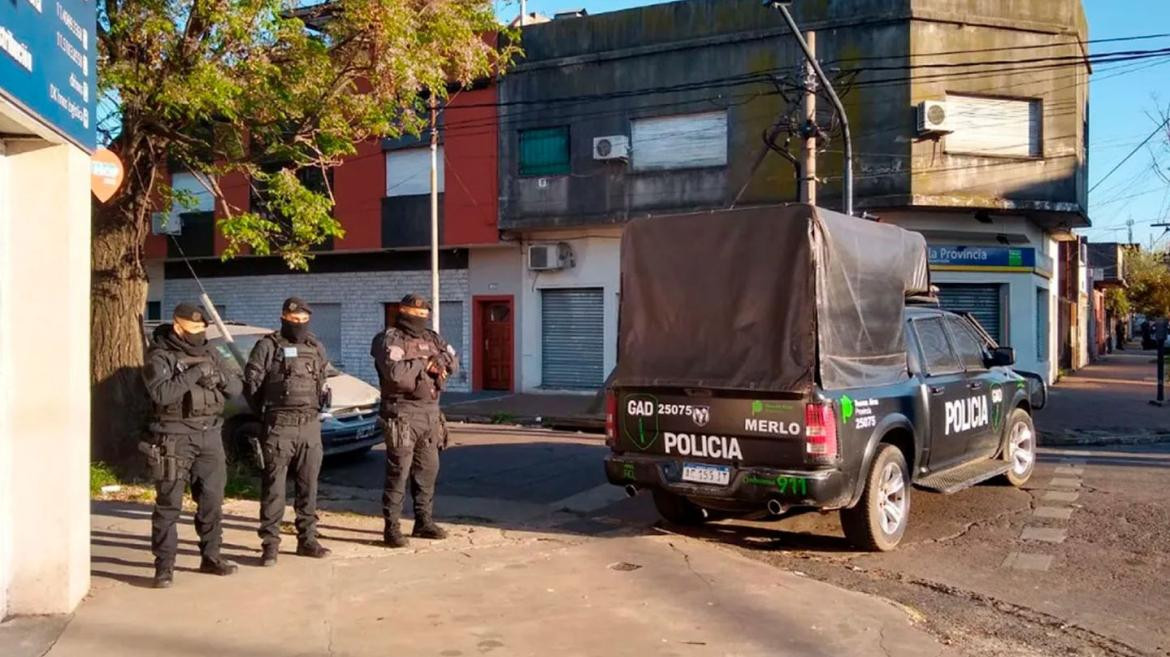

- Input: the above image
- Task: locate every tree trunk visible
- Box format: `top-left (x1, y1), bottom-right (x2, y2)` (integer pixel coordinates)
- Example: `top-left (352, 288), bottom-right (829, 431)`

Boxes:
top-left (90, 199), bottom-right (151, 467)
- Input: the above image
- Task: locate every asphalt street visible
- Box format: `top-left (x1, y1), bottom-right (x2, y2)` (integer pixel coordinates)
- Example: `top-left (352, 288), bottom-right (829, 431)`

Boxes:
top-left (316, 424), bottom-right (1170, 657)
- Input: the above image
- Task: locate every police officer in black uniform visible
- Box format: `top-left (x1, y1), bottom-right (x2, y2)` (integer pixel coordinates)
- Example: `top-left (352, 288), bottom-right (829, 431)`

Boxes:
top-left (244, 297), bottom-right (332, 566)
top-left (142, 303), bottom-right (243, 589)
top-left (372, 294), bottom-right (458, 547)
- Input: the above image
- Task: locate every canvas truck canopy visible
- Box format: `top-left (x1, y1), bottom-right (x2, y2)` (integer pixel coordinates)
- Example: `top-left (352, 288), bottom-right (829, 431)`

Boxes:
top-left (612, 204), bottom-right (929, 393)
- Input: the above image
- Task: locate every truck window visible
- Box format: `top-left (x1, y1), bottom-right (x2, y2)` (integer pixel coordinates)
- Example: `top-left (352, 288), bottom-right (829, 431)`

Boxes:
top-left (944, 316), bottom-right (988, 371)
top-left (913, 317), bottom-right (962, 376)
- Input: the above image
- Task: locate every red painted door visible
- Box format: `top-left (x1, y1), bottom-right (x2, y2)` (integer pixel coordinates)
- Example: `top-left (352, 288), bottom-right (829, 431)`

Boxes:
top-left (482, 301), bottom-right (513, 391)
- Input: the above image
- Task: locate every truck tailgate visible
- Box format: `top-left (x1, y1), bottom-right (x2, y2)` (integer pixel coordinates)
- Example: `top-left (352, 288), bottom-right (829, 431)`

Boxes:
top-left (616, 390), bottom-right (808, 466)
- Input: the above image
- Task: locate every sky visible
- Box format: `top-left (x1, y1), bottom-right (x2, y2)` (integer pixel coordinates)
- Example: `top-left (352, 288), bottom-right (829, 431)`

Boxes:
top-left (493, 0), bottom-right (1170, 248)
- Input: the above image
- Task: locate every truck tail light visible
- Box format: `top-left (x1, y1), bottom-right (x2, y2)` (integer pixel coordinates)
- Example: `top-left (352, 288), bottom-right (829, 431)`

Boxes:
top-left (805, 402), bottom-right (838, 463)
top-left (605, 391), bottom-right (617, 447)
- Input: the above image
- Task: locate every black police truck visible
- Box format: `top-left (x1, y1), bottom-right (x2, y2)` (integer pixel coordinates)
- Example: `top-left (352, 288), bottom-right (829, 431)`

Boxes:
top-left (604, 205), bottom-right (1046, 551)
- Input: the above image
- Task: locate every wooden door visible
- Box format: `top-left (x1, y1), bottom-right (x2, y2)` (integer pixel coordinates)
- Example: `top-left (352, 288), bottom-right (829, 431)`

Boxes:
top-left (481, 300), bottom-right (513, 391)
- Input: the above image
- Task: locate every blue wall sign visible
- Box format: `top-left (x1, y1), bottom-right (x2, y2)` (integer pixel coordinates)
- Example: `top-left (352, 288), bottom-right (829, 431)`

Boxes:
top-left (929, 245), bottom-right (1037, 270)
top-left (0, 0), bottom-right (97, 151)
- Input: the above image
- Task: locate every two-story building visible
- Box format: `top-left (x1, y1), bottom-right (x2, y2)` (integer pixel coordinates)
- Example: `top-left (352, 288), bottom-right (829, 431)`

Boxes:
top-left (487, 0), bottom-right (1088, 391)
top-left (144, 82), bottom-right (503, 391)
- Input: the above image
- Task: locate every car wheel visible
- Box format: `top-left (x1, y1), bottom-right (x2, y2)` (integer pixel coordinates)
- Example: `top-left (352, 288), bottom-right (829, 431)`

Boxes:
top-left (651, 489), bottom-right (707, 526)
top-left (840, 444), bottom-right (910, 552)
top-left (225, 420), bottom-right (264, 472)
top-left (998, 408), bottom-right (1036, 487)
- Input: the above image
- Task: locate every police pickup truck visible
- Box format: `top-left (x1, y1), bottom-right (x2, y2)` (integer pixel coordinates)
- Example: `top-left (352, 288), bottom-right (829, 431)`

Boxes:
top-left (603, 205), bottom-right (1045, 551)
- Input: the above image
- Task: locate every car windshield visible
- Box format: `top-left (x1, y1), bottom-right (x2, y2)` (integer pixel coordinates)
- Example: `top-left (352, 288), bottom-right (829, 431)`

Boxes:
top-left (210, 332), bottom-right (341, 376)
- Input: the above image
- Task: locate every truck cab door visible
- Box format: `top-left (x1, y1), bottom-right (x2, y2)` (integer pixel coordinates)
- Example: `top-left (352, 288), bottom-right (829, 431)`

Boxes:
top-left (911, 316), bottom-right (975, 470)
top-left (944, 315), bottom-right (1007, 459)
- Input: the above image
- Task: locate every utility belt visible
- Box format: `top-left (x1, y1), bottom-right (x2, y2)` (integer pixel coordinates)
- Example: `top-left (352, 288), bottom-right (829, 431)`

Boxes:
top-left (264, 407), bottom-right (320, 427)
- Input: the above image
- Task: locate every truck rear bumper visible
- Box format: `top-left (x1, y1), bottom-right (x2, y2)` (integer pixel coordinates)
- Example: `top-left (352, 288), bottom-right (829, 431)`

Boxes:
top-left (604, 454), bottom-right (852, 509)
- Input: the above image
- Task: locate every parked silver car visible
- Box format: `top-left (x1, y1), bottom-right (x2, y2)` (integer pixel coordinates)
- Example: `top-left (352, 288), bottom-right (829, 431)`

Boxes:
top-left (144, 321), bottom-right (382, 461)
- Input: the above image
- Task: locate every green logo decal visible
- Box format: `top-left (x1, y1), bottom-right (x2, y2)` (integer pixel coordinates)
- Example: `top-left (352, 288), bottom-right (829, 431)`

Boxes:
top-left (990, 384), bottom-right (1005, 431)
top-left (622, 394), bottom-right (659, 450)
top-left (840, 395), bottom-right (855, 423)
top-left (751, 400), bottom-right (764, 416)
top-left (622, 462), bottom-right (636, 481)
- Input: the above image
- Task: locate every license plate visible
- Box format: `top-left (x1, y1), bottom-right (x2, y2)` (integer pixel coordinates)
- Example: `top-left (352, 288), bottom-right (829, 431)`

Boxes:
top-left (356, 425), bottom-right (379, 440)
top-left (681, 463), bottom-right (730, 486)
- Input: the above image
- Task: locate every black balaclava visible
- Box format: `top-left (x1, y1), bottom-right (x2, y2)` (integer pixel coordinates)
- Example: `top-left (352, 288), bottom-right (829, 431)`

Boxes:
top-left (180, 329), bottom-right (207, 347)
top-left (396, 313), bottom-right (427, 338)
top-left (281, 319), bottom-right (310, 343)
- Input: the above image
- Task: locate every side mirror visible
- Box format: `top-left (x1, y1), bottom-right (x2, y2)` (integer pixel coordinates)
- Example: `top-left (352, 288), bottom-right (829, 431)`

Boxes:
top-left (988, 347), bottom-right (1015, 367)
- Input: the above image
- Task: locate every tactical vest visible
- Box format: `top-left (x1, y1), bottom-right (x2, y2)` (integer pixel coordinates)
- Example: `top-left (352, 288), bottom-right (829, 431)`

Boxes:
top-left (152, 352), bottom-right (225, 420)
top-left (261, 333), bottom-right (323, 411)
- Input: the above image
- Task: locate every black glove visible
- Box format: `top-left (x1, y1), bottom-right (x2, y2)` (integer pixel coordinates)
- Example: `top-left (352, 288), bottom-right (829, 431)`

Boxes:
top-left (196, 362), bottom-right (223, 389)
top-left (319, 387), bottom-right (333, 412)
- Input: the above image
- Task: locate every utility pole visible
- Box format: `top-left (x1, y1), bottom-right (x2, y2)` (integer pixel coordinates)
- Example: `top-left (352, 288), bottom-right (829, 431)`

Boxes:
top-left (1127, 217), bottom-right (1135, 245)
top-left (430, 96), bottom-right (441, 331)
top-left (520, 0), bottom-right (526, 26)
top-left (800, 30), bottom-right (817, 205)
top-left (767, 1), bottom-right (853, 216)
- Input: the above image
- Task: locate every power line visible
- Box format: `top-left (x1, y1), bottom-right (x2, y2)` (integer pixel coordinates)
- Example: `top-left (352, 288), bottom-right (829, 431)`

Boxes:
top-left (1088, 116), bottom-right (1170, 193)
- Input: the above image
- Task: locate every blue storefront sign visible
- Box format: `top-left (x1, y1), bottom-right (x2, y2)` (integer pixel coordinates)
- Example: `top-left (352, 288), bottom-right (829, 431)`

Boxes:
top-left (0, 0), bottom-right (97, 151)
top-left (928, 245), bottom-right (1047, 274)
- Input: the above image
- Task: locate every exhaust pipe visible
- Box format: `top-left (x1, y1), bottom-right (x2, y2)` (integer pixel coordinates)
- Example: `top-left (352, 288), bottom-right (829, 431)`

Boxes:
top-left (766, 499), bottom-right (787, 516)
top-left (624, 484), bottom-right (639, 498)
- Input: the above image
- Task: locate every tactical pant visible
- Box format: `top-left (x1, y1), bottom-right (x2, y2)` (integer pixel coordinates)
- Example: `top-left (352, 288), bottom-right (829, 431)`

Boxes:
top-left (382, 411), bottom-right (445, 531)
top-left (258, 413), bottom-right (323, 548)
top-left (151, 428), bottom-right (226, 569)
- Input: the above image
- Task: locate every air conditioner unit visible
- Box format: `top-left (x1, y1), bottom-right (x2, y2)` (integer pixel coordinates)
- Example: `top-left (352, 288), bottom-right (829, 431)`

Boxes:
top-left (151, 212), bottom-right (182, 235)
top-left (916, 100), bottom-right (953, 135)
top-left (528, 243), bottom-right (574, 271)
top-left (592, 135), bottom-right (629, 161)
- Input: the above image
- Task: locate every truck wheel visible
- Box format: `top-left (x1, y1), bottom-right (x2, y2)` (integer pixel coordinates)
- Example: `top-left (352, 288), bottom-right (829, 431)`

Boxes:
top-left (998, 408), bottom-right (1036, 487)
top-left (840, 444), bottom-right (910, 552)
top-left (651, 489), bottom-right (707, 526)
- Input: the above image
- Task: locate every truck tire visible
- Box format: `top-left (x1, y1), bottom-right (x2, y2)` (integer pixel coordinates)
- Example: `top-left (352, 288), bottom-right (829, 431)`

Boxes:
top-left (998, 408), bottom-right (1036, 487)
top-left (840, 444), bottom-right (910, 552)
top-left (651, 489), bottom-right (707, 526)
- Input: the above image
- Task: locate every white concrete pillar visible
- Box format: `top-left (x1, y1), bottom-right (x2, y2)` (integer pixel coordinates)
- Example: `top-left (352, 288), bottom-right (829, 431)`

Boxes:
top-left (0, 139), bottom-right (92, 616)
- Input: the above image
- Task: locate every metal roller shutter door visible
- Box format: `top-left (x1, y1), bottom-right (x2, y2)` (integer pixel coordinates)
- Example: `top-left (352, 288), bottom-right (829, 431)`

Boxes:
top-left (936, 284), bottom-right (1003, 344)
top-left (541, 288), bottom-right (604, 389)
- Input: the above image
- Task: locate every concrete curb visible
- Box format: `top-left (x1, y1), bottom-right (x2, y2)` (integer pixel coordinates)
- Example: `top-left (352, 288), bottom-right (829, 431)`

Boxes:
top-left (1038, 430), bottom-right (1170, 447)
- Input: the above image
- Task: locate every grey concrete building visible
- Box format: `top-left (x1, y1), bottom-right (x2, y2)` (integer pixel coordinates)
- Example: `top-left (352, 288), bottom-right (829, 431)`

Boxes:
top-left (492, 0), bottom-right (1089, 390)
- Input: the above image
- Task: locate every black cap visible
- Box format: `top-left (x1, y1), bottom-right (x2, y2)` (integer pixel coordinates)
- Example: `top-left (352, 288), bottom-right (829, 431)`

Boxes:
top-left (282, 297), bottom-right (312, 315)
top-left (400, 293), bottom-right (431, 311)
top-left (173, 303), bottom-right (207, 325)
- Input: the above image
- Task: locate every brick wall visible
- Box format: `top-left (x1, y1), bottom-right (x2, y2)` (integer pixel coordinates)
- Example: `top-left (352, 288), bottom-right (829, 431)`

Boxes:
top-left (163, 269), bottom-right (471, 391)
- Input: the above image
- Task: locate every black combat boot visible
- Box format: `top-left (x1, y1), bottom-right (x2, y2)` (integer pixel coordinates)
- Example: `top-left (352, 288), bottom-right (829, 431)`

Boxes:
top-left (383, 525), bottom-right (410, 548)
top-left (153, 565), bottom-right (174, 589)
top-left (260, 544), bottom-right (279, 567)
top-left (199, 557), bottom-right (239, 576)
top-left (411, 519), bottom-right (448, 540)
top-left (296, 541), bottom-right (332, 558)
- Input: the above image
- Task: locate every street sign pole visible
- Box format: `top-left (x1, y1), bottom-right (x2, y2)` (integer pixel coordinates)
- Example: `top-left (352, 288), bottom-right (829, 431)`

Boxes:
top-left (1152, 318), bottom-right (1167, 406)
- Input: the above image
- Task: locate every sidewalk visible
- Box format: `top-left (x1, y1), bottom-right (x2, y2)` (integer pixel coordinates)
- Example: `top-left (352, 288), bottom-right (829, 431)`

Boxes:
top-left (441, 390), bottom-right (604, 431)
top-left (1037, 349), bottom-right (1170, 445)
top-left (5, 499), bottom-right (948, 657)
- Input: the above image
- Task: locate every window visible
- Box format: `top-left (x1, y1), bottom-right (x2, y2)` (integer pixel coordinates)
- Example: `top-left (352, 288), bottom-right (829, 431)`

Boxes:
top-left (1037, 288), bottom-right (1049, 361)
top-left (386, 147), bottom-right (444, 197)
top-left (439, 300), bottom-right (466, 382)
top-left (945, 316), bottom-right (988, 371)
top-left (945, 94), bottom-right (1042, 158)
top-left (519, 127), bottom-right (570, 176)
top-left (310, 303), bottom-right (343, 369)
top-left (145, 301), bottom-right (161, 321)
top-left (631, 111), bottom-right (727, 171)
top-left (914, 317), bottom-right (962, 375)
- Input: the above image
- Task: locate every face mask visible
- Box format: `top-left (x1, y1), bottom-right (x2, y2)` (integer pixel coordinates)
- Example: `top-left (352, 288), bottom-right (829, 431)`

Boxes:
top-left (181, 330), bottom-right (207, 347)
top-left (281, 319), bottom-right (310, 342)
top-left (397, 314), bottom-right (428, 336)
